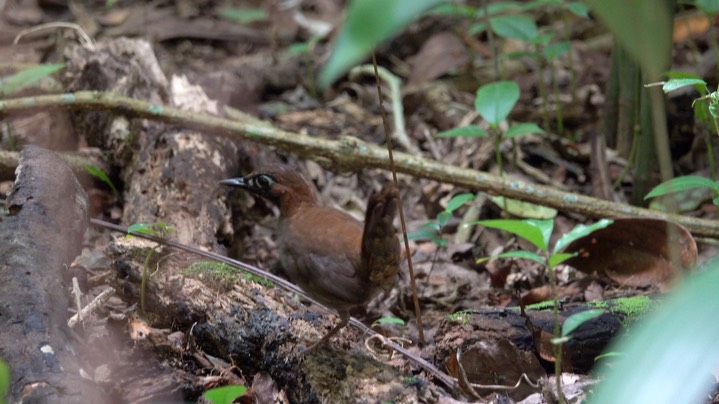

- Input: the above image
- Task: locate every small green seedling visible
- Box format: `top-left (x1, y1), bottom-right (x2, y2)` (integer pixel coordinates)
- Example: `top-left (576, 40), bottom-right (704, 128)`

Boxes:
top-left (408, 193), bottom-right (475, 248)
top-left (437, 81), bottom-right (543, 174)
top-left (127, 222), bottom-right (175, 313)
top-left (83, 164), bottom-right (120, 200)
top-left (475, 217), bottom-right (612, 398)
top-left (550, 309), bottom-right (605, 345)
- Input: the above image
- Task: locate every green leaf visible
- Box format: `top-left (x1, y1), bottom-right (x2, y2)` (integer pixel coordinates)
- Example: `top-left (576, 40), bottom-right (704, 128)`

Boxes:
top-left (562, 309), bottom-right (604, 337)
top-left (566, 2), bottom-right (590, 18)
top-left (318, 0), bottom-right (443, 88)
top-left (504, 122), bottom-right (544, 138)
top-left (662, 78), bottom-right (708, 94)
top-left (526, 219), bottom-right (554, 250)
top-left (542, 41), bottom-right (571, 60)
top-left (372, 317), bottom-right (406, 326)
top-left (468, 22), bottom-right (488, 36)
top-left (644, 176), bottom-right (719, 199)
top-left (429, 3), bottom-right (476, 17)
top-left (475, 219), bottom-right (552, 252)
top-left (436, 125), bottom-right (489, 138)
top-left (553, 218), bottom-right (614, 253)
top-left (489, 15), bottom-right (538, 41)
top-left (592, 255), bottom-right (719, 404)
top-left (127, 222), bottom-right (175, 237)
top-left (0, 64), bottom-right (64, 96)
top-left (0, 358), bottom-right (9, 401)
top-left (437, 211), bottom-right (452, 228)
top-left (475, 81), bottom-right (520, 128)
top-left (203, 385), bottom-right (248, 404)
top-left (549, 252), bottom-right (576, 268)
top-left (446, 193), bottom-right (475, 213)
top-left (696, 0), bottom-right (719, 14)
top-left (407, 228), bottom-right (437, 241)
top-left (216, 7), bottom-right (268, 23)
top-left (83, 164), bottom-right (119, 197)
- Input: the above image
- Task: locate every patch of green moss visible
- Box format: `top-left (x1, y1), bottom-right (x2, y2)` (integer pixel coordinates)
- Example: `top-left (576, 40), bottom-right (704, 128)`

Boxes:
top-left (589, 295), bottom-right (654, 326)
top-left (447, 310), bottom-right (471, 325)
top-left (183, 260), bottom-right (273, 288)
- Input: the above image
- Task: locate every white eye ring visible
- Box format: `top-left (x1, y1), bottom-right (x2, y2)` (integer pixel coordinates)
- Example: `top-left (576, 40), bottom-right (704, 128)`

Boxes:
top-left (254, 174), bottom-right (274, 188)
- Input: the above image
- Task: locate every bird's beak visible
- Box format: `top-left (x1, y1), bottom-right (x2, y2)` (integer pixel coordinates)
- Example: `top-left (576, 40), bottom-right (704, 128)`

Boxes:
top-left (219, 177), bottom-right (248, 188)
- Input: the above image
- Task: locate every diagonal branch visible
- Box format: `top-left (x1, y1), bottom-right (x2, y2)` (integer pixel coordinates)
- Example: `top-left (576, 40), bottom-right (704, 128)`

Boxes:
top-left (2, 91), bottom-right (719, 238)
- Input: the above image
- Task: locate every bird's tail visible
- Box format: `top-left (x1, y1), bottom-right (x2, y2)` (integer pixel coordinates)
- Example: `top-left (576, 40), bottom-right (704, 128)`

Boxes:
top-left (361, 184), bottom-right (401, 290)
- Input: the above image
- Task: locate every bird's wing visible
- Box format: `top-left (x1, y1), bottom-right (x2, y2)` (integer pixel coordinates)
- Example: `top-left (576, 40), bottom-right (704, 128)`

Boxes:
top-left (278, 207), bottom-right (374, 308)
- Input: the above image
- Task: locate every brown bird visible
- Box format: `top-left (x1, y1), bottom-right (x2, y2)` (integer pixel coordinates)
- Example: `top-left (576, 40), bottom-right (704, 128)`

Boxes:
top-left (221, 164), bottom-right (401, 352)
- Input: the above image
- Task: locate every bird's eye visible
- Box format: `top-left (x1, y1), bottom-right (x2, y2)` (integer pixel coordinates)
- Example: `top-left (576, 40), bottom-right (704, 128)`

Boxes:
top-left (254, 174), bottom-right (274, 189)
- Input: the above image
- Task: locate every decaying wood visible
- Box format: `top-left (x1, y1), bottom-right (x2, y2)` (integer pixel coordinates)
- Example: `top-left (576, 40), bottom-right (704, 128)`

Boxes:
top-left (63, 37), bottom-right (239, 250)
top-left (0, 145), bottom-right (105, 402)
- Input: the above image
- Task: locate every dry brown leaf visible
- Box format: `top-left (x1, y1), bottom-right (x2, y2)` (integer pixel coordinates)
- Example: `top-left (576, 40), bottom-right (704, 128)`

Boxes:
top-left (409, 31), bottom-right (469, 85)
top-left (563, 218), bottom-right (697, 288)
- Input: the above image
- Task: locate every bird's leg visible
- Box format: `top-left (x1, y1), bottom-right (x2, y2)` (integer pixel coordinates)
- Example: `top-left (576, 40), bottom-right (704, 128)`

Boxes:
top-left (300, 310), bottom-right (350, 354)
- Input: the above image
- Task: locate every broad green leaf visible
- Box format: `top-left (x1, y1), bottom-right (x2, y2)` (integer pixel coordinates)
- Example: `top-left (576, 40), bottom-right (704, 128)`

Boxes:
top-left (504, 122), bottom-right (544, 139)
top-left (696, 0), bottom-right (719, 13)
top-left (665, 71), bottom-right (702, 80)
top-left (583, 0), bottom-right (672, 79)
top-left (436, 125), bottom-right (488, 138)
top-left (475, 219), bottom-right (552, 252)
top-left (662, 79), bottom-right (707, 94)
top-left (592, 255), bottom-right (719, 404)
top-left (318, 0), bottom-right (443, 88)
top-left (562, 309), bottom-right (604, 336)
top-left (475, 81), bottom-right (520, 128)
top-left (446, 193), bottom-right (475, 213)
top-left (489, 15), bottom-right (538, 41)
top-left (566, 2), bottom-right (590, 18)
top-left (549, 252), bottom-right (576, 268)
top-left (553, 218), bottom-right (614, 253)
top-left (203, 385), bottom-right (248, 404)
top-left (0, 64), bottom-right (64, 95)
top-left (437, 211), bottom-right (452, 228)
top-left (526, 219), bottom-right (554, 250)
top-left (644, 176), bottom-right (719, 199)
top-left (216, 7), bottom-right (268, 23)
top-left (407, 228), bottom-right (437, 241)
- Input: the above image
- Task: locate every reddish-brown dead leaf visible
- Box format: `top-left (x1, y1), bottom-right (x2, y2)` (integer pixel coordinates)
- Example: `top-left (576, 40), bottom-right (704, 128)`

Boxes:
top-left (563, 218), bottom-right (697, 288)
top-left (409, 31), bottom-right (469, 85)
top-left (446, 339), bottom-right (544, 400)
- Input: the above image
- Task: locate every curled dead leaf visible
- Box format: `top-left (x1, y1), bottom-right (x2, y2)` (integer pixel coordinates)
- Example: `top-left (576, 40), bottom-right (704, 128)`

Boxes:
top-left (562, 218), bottom-right (697, 288)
